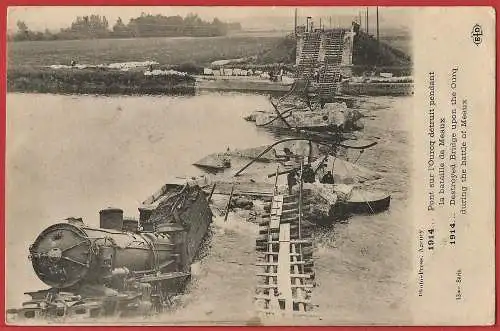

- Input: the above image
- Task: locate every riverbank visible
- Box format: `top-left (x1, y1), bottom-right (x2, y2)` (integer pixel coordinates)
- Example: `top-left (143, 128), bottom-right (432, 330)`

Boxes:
top-left (7, 66), bottom-right (413, 97)
top-left (339, 82), bottom-right (414, 96)
top-left (7, 66), bottom-right (196, 95)
top-left (195, 76), bottom-right (292, 94)
top-left (195, 75), bottom-right (413, 96)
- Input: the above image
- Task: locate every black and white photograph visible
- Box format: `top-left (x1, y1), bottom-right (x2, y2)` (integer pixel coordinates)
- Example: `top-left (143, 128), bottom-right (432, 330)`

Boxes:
top-left (4, 6), bottom-right (495, 325)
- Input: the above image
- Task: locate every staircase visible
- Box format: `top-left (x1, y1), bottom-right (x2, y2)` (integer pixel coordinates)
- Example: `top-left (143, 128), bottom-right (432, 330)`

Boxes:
top-left (295, 29), bottom-right (347, 99)
top-left (318, 30), bottom-right (346, 99)
top-left (296, 32), bottom-right (322, 80)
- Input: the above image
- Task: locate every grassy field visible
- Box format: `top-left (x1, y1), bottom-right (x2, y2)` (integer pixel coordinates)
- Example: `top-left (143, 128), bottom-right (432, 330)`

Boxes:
top-left (7, 34), bottom-right (289, 96)
top-left (7, 31), bottom-right (410, 68)
top-left (7, 31), bottom-right (411, 96)
top-left (7, 35), bottom-right (285, 68)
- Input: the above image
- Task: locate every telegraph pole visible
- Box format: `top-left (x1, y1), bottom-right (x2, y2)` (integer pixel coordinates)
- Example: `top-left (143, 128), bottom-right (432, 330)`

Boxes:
top-left (366, 7), bottom-right (369, 35)
top-left (376, 6), bottom-right (380, 41)
top-left (294, 8), bottom-right (298, 36)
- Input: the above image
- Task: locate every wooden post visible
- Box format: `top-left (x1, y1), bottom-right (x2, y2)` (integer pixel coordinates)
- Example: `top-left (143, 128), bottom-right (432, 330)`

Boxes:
top-left (298, 158), bottom-right (303, 240)
top-left (208, 183), bottom-right (216, 202)
top-left (308, 140), bottom-right (313, 164)
top-left (273, 165), bottom-right (280, 194)
top-left (224, 183), bottom-right (235, 222)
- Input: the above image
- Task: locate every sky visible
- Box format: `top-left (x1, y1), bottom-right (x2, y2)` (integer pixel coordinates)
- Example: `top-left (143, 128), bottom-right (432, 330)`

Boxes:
top-left (7, 6), bottom-right (413, 33)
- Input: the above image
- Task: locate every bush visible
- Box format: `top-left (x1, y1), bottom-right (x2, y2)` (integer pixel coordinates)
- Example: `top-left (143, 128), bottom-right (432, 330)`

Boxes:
top-left (353, 31), bottom-right (411, 67)
top-left (254, 35), bottom-right (296, 65)
top-left (175, 62), bottom-right (203, 74)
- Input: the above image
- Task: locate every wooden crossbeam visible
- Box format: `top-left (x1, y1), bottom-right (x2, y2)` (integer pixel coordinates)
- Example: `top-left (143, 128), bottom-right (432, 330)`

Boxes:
top-left (256, 284), bottom-right (279, 289)
top-left (264, 239), bottom-right (312, 245)
top-left (257, 260), bottom-right (307, 266)
top-left (291, 284), bottom-right (314, 289)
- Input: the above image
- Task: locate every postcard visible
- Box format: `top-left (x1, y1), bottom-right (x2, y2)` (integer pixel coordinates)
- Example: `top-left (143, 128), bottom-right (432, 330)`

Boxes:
top-left (4, 6), bottom-right (496, 325)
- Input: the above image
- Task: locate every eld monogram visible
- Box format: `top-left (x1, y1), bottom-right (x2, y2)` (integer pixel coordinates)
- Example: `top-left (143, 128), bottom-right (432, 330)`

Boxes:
top-left (471, 24), bottom-right (483, 46)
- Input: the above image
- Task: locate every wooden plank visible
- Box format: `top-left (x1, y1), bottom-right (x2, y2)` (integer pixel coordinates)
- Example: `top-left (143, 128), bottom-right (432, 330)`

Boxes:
top-left (256, 309), bottom-right (277, 315)
top-left (271, 206), bottom-right (283, 216)
top-left (291, 284), bottom-right (314, 288)
top-left (254, 295), bottom-right (273, 300)
top-left (280, 216), bottom-right (299, 223)
top-left (270, 216), bottom-right (280, 229)
top-left (256, 309), bottom-right (320, 318)
top-left (290, 261), bottom-right (306, 265)
top-left (265, 239), bottom-right (312, 245)
top-left (262, 252), bottom-right (300, 257)
top-left (257, 273), bottom-right (278, 277)
top-left (277, 223), bottom-right (293, 313)
top-left (257, 284), bottom-right (279, 288)
top-left (283, 201), bottom-right (298, 208)
top-left (138, 271), bottom-right (190, 283)
top-left (290, 311), bottom-right (321, 318)
top-left (256, 262), bottom-right (279, 266)
top-left (279, 223), bottom-right (289, 242)
top-left (290, 243), bottom-right (305, 312)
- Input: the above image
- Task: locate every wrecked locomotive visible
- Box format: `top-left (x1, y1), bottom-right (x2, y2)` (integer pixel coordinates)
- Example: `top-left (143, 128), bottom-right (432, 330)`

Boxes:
top-left (7, 181), bottom-right (213, 321)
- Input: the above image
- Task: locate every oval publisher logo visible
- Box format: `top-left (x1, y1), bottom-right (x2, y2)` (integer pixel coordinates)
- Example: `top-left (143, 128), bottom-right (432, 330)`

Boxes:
top-left (471, 24), bottom-right (483, 46)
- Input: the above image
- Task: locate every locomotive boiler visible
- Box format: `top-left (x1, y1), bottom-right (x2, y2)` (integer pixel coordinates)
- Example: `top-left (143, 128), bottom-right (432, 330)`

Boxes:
top-left (7, 181), bottom-right (213, 321)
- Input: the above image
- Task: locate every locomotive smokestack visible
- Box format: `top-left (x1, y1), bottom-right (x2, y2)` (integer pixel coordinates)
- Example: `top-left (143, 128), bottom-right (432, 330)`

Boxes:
top-left (99, 207), bottom-right (124, 230)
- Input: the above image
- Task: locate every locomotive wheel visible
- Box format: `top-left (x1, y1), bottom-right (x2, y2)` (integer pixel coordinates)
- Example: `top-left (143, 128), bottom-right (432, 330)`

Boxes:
top-left (151, 283), bottom-right (167, 313)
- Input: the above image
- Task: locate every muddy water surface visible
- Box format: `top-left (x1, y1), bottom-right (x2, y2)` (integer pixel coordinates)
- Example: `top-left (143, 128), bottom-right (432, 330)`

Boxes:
top-left (6, 92), bottom-right (412, 325)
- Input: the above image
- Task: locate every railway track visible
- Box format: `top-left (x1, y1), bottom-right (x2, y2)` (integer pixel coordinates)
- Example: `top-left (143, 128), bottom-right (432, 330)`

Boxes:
top-left (254, 166), bottom-right (318, 319)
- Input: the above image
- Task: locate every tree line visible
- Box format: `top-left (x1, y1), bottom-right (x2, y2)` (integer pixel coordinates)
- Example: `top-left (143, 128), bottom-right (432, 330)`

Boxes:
top-left (9, 13), bottom-right (242, 41)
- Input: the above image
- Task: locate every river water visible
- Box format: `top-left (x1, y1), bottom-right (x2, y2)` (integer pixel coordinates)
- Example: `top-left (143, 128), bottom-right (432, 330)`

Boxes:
top-left (6, 92), bottom-right (413, 325)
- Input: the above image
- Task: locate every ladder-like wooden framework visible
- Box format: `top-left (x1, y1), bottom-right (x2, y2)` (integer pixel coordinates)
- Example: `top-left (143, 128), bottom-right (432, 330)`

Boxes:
top-left (254, 166), bottom-right (317, 319)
